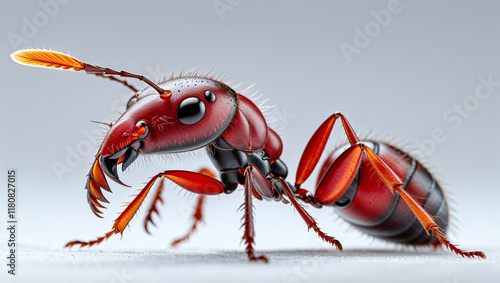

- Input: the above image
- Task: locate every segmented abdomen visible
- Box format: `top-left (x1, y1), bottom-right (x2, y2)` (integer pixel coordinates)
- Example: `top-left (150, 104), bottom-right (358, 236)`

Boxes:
top-left (323, 141), bottom-right (448, 245)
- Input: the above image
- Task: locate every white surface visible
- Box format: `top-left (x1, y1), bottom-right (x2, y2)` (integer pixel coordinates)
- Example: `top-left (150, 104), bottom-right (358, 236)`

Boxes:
top-left (3, 247), bottom-right (499, 283)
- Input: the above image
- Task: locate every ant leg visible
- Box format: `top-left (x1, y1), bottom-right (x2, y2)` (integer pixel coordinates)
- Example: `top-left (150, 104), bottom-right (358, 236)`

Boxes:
top-left (142, 168), bottom-right (217, 244)
top-left (241, 166), bottom-right (268, 262)
top-left (66, 170), bottom-right (225, 248)
top-left (294, 112), bottom-right (365, 205)
top-left (171, 195), bottom-right (206, 247)
top-left (279, 178), bottom-right (343, 251)
top-left (361, 145), bottom-right (485, 259)
top-left (295, 112), bottom-right (359, 189)
top-left (143, 178), bottom-right (166, 234)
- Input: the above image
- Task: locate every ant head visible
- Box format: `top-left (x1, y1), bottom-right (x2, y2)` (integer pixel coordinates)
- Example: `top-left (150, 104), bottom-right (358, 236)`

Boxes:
top-left (11, 49), bottom-right (237, 184)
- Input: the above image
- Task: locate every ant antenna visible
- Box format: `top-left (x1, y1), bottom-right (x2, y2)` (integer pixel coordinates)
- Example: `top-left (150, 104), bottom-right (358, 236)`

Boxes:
top-left (94, 74), bottom-right (138, 93)
top-left (11, 49), bottom-right (171, 98)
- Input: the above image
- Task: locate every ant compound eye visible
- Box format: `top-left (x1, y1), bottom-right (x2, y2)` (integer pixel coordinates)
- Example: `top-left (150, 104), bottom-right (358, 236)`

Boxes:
top-left (134, 121), bottom-right (149, 139)
top-left (177, 97), bottom-right (205, 125)
top-left (204, 90), bottom-right (216, 103)
top-left (126, 95), bottom-right (138, 109)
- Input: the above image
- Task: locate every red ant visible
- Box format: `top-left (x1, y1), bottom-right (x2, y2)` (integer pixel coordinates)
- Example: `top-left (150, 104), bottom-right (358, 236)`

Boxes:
top-left (11, 49), bottom-right (485, 261)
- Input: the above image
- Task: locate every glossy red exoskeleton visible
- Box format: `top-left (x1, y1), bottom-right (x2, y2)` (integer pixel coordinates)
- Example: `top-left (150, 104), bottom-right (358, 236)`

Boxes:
top-left (11, 49), bottom-right (485, 261)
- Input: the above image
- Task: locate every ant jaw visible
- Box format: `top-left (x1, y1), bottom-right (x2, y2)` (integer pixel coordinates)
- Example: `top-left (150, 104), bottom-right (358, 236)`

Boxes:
top-left (100, 141), bottom-right (143, 187)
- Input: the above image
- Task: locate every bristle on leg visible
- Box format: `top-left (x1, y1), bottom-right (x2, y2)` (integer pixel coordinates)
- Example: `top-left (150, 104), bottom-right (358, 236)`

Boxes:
top-left (431, 227), bottom-right (486, 259)
top-left (144, 179), bottom-right (166, 234)
top-left (65, 230), bottom-right (116, 248)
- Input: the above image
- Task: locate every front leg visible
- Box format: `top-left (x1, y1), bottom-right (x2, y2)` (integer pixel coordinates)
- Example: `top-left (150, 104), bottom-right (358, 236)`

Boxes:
top-left (144, 168), bottom-right (217, 242)
top-left (66, 170), bottom-right (225, 248)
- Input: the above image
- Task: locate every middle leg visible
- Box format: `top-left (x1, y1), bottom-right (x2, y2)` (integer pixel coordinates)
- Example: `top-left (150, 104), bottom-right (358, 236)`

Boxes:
top-left (242, 166), bottom-right (268, 262)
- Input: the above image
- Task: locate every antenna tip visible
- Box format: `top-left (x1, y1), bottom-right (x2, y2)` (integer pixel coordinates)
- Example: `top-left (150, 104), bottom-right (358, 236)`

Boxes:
top-left (11, 49), bottom-right (84, 71)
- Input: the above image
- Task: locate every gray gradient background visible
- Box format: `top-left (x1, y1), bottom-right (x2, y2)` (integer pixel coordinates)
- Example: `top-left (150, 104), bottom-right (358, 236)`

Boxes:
top-left (1, 0), bottom-right (499, 282)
